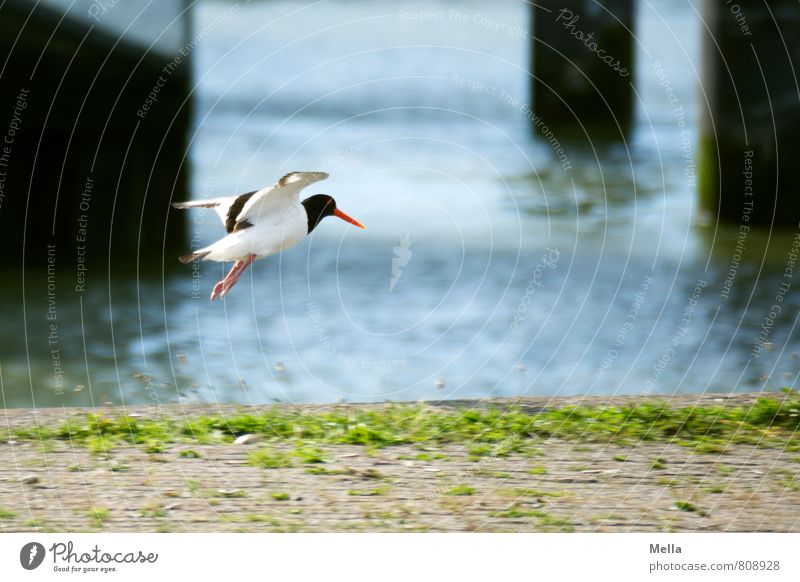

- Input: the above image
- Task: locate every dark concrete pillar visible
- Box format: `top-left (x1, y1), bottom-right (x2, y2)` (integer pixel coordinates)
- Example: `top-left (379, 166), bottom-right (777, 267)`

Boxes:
top-left (700, 0), bottom-right (800, 228)
top-left (0, 0), bottom-right (191, 270)
top-left (531, 0), bottom-right (635, 140)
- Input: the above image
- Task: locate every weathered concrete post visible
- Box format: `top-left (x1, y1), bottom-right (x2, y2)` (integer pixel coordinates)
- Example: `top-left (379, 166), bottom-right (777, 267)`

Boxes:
top-left (531, 0), bottom-right (635, 139)
top-left (700, 0), bottom-right (800, 228)
top-left (0, 0), bottom-right (192, 270)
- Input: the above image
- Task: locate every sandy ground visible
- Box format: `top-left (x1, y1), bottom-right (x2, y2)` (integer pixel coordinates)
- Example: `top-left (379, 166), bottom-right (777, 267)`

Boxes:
top-left (1, 394), bottom-right (798, 532)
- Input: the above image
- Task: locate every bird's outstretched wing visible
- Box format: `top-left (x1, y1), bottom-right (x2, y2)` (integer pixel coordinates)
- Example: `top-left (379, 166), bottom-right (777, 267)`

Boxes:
top-left (171, 192), bottom-right (256, 232)
top-left (171, 171), bottom-right (328, 234)
top-left (234, 171), bottom-right (328, 232)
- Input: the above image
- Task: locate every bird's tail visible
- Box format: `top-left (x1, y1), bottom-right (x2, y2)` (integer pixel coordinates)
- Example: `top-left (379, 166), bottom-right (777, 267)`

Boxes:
top-left (172, 200), bottom-right (221, 210)
top-left (178, 250), bottom-right (211, 264)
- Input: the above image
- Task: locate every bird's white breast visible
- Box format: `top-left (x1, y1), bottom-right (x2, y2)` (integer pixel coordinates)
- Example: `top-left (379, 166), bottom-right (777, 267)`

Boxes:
top-left (223, 199), bottom-right (308, 260)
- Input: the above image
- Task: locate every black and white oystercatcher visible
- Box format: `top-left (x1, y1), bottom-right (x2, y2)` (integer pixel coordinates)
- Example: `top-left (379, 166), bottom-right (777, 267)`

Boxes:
top-left (173, 171), bottom-right (365, 301)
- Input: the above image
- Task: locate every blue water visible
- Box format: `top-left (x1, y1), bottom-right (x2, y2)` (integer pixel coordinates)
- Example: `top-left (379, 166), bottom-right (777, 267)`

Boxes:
top-left (3, 0), bottom-right (799, 408)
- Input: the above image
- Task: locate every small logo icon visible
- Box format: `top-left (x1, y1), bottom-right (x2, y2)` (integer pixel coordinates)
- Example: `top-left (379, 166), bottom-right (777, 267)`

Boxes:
top-left (390, 235), bottom-right (413, 292)
top-left (20, 542), bottom-right (45, 570)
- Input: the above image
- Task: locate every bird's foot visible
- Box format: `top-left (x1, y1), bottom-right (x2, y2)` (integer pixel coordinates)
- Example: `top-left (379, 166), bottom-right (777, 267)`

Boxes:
top-left (209, 254), bottom-right (256, 302)
top-left (211, 277), bottom-right (239, 301)
top-left (218, 276), bottom-right (241, 299)
top-left (210, 281), bottom-right (225, 302)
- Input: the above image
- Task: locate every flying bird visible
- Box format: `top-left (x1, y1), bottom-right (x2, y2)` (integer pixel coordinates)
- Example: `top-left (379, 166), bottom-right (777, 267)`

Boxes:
top-left (172, 171), bottom-right (365, 301)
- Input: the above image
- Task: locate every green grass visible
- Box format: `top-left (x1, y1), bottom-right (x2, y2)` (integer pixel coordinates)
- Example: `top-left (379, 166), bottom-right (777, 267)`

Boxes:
top-left (490, 507), bottom-right (546, 519)
top-left (8, 393), bottom-right (800, 454)
top-left (271, 492), bottom-right (290, 501)
top-left (775, 470), bottom-right (800, 491)
top-left (144, 441), bottom-right (167, 454)
top-left (87, 507), bottom-right (109, 526)
top-left (139, 504), bottom-right (167, 518)
top-left (179, 449), bottom-right (201, 459)
top-left (293, 445), bottom-right (327, 464)
top-left (414, 452), bottom-right (446, 461)
top-left (0, 507), bottom-right (17, 519)
top-left (691, 441), bottom-right (729, 454)
top-left (489, 506), bottom-right (573, 530)
top-left (468, 437), bottom-right (523, 460)
top-left (446, 485), bottom-right (476, 496)
top-left (673, 501), bottom-right (697, 513)
top-left (248, 448), bottom-right (293, 469)
top-left (347, 488), bottom-right (387, 496)
top-left (537, 514), bottom-right (574, 530)
top-left (651, 458), bottom-right (667, 470)
top-left (468, 444), bottom-right (493, 459)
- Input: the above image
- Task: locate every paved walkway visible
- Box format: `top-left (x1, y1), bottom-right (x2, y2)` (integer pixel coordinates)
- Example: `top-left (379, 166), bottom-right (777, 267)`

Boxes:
top-left (1, 394), bottom-right (798, 532)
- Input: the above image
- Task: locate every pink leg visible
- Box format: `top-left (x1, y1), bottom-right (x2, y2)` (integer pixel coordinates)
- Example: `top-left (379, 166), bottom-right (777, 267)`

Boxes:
top-left (210, 258), bottom-right (250, 302)
top-left (214, 254), bottom-right (257, 300)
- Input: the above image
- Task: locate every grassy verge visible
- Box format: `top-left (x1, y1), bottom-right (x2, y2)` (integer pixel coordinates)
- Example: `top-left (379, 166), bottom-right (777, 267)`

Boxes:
top-left (7, 392), bottom-right (800, 455)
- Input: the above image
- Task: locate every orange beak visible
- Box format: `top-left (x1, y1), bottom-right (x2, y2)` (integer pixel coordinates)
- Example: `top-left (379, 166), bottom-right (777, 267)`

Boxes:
top-left (334, 208), bottom-right (365, 229)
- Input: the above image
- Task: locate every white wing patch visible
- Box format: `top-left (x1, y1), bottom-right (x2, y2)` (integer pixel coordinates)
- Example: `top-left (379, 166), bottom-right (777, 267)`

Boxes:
top-left (172, 196), bottom-right (239, 228)
top-left (172, 172), bottom-right (329, 232)
top-left (237, 171), bottom-right (328, 226)
top-left (278, 171), bottom-right (328, 188)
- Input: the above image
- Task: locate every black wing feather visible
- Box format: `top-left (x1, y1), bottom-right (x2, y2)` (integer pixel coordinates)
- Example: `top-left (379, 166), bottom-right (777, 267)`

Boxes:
top-left (225, 190), bottom-right (257, 233)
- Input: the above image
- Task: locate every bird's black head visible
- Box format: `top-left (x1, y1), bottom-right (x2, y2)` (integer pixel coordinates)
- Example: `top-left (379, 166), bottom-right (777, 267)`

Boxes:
top-left (301, 194), bottom-right (365, 233)
top-left (302, 194), bottom-right (337, 233)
